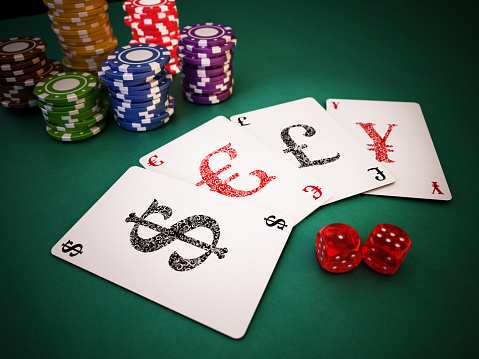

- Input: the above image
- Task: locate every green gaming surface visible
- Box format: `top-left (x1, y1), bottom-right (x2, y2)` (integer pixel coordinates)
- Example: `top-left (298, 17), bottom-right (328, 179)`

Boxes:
top-left (1, 1), bottom-right (478, 358)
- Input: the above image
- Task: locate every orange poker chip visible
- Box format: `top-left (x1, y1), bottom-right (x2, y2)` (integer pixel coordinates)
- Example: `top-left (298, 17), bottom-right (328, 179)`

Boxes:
top-left (48, 1), bottom-right (108, 19)
top-left (51, 19), bottom-right (110, 36)
top-left (61, 34), bottom-right (115, 52)
top-left (49, 11), bottom-right (108, 27)
top-left (62, 37), bottom-right (117, 56)
top-left (57, 28), bottom-right (113, 45)
top-left (43, 0), bottom-right (101, 10)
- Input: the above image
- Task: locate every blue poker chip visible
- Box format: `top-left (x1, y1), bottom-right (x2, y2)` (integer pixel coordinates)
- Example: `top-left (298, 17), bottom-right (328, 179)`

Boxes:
top-left (108, 87), bottom-right (169, 102)
top-left (105, 70), bottom-right (171, 93)
top-left (99, 59), bottom-right (162, 81)
top-left (109, 93), bottom-right (168, 109)
top-left (98, 70), bottom-right (155, 88)
top-left (107, 44), bottom-right (170, 73)
top-left (114, 96), bottom-right (175, 131)
top-left (112, 99), bottom-right (169, 120)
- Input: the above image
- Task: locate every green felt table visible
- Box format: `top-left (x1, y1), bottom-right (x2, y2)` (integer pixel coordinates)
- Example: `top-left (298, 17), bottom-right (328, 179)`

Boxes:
top-left (1, 1), bottom-right (478, 358)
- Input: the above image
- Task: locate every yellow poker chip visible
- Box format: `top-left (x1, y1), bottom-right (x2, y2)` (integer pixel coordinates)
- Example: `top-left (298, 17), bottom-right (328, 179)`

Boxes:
top-left (58, 30), bottom-right (113, 46)
top-left (57, 26), bottom-right (112, 42)
top-left (62, 57), bottom-right (102, 71)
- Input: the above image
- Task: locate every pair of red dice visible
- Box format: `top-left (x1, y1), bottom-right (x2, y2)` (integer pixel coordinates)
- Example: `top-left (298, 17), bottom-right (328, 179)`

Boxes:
top-left (315, 223), bottom-right (411, 274)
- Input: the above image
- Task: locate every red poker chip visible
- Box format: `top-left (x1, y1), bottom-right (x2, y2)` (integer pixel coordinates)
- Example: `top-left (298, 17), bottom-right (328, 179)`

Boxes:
top-left (123, 0), bottom-right (177, 14)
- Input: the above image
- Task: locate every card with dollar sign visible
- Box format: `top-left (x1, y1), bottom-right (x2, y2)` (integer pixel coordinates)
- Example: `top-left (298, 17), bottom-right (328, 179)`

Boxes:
top-left (326, 99), bottom-right (451, 200)
top-left (139, 116), bottom-right (333, 224)
top-left (51, 167), bottom-right (294, 339)
top-left (230, 97), bottom-right (396, 205)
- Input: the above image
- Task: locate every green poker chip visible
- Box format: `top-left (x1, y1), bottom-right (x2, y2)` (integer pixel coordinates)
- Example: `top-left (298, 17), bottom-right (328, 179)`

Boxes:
top-left (46, 116), bottom-right (107, 142)
top-left (38, 89), bottom-right (100, 112)
top-left (42, 101), bottom-right (102, 123)
top-left (45, 99), bottom-right (109, 129)
top-left (34, 71), bottom-right (99, 104)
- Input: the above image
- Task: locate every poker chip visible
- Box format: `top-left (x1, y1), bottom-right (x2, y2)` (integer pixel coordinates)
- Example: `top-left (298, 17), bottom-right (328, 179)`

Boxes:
top-left (0, 37), bottom-right (63, 108)
top-left (122, 0), bottom-right (180, 74)
top-left (178, 23), bottom-right (236, 104)
top-left (34, 71), bottom-right (108, 141)
top-left (43, 0), bottom-right (116, 74)
top-left (99, 43), bottom-right (174, 131)
top-left (179, 23), bottom-right (233, 47)
top-left (114, 95), bottom-right (175, 131)
top-left (183, 86), bottom-right (233, 105)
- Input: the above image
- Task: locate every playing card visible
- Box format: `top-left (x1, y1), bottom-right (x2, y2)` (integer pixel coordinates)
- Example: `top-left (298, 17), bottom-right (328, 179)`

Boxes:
top-left (229, 97), bottom-right (395, 204)
top-left (51, 167), bottom-right (294, 339)
top-left (139, 116), bottom-right (333, 224)
top-left (326, 99), bottom-right (451, 200)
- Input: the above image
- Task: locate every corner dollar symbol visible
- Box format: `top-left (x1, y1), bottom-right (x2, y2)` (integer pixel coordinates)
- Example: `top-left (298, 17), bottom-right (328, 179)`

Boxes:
top-left (195, 143), bottom-right (276, 197)
top-left (264, 215), bottom-right (288, 230)
top-left (281, 124), bottom-right (340, 168)
top-left (302, 185), bottom-right (323, 200)
top-left (61, 240), bottom-right (83, 257)
top-left (125, 200), bottom-right (228, 272)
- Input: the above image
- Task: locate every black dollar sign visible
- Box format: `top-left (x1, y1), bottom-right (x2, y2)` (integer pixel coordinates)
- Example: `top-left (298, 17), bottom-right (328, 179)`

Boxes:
top-left (61, 240), bottom-right (83, 257)
top-left (264, 215), bottom-right (288, 230)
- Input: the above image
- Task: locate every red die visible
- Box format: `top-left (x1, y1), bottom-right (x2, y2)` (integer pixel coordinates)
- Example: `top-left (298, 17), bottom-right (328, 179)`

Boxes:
top-left (361, 224), bottom-right (411, 274)
top-left (315, 223), bottom-right (362, 273)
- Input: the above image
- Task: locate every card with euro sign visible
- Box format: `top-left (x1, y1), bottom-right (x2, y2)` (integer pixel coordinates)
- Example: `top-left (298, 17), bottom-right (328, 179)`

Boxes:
top-left (139, 116), bottom-right (333, 224)
top-left (230, 97), bottom-right (396, 205)
top-left (51, 167), bottom-right (294, 339)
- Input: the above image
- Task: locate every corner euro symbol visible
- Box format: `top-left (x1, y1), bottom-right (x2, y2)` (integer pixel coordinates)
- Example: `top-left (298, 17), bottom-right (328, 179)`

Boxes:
top-left (195, 143), bottom-right (276, 197)
top-left (303, 185), bottom-right (323, 200)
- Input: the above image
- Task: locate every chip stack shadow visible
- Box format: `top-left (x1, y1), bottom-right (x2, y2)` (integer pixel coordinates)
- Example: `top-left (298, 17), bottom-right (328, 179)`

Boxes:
top-left (44, 0), bottom-right (117, 75)
top-left (122, 0), bottom-right (180, 75)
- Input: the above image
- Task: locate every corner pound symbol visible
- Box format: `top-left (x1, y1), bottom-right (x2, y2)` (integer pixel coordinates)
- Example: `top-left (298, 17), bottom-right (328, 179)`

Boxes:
top-left (368, 167), bottom-right (386, 181)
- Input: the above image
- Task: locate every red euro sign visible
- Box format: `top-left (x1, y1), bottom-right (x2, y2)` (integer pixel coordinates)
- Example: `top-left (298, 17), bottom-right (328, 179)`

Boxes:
top-left (195, 143), bottom-right (276, 197)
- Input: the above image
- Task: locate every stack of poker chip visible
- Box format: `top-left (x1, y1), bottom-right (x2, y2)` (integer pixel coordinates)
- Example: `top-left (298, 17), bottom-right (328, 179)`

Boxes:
top-left (0, 37), bottom-right (63, 108)
top-left (98, 44), bottom-right (175, 132)
top-left (34, 72), bottom-right (109, 141)
top-left (122, 0), bottom-right (180, 75)
top-left (43, 0), bottom-right (117, 74)
top-left (178, 23), bottom-right (236, 105)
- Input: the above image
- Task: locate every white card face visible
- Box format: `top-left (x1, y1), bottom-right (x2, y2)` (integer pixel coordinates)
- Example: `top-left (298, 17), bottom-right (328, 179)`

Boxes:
top-left (229, 97), bottom-right (395, 205)
top-left (139, 116), bottom-right (333, 224)
top-left (51, 167), bottom-right (294, 339)
top-left (326, 99), bottom-right (451, 200)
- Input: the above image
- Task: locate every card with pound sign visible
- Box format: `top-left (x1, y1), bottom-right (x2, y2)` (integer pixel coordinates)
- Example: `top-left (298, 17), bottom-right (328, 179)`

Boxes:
top-left (326, 99), bottom-right (452, 200)
top-left (139, 116), bottom-right (333, 224)
top-left (51, 167), bottom-right (294, 339)
top-left (229, 97), bottom-right (396, 205)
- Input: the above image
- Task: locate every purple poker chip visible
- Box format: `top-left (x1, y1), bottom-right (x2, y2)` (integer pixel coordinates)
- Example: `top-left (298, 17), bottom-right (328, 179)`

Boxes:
top-left (180, 23), bottom-right (234, 47)
top-left (178, 50), bottom-right (232, 67)
top-left (182, 74), bottom-right (233, 89)
top-left (180, 69), bottom-right (232, 84)
top-left (179, 35), bottom-right (237, 54)
top-left (179, 61), bottom-right (232, 77)
top-left (183, 86), bottom-right (233, 105)
top-left (176, 45), bottom-right (230, 59)
top-left (182, 79), bottom-right (233, 95)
